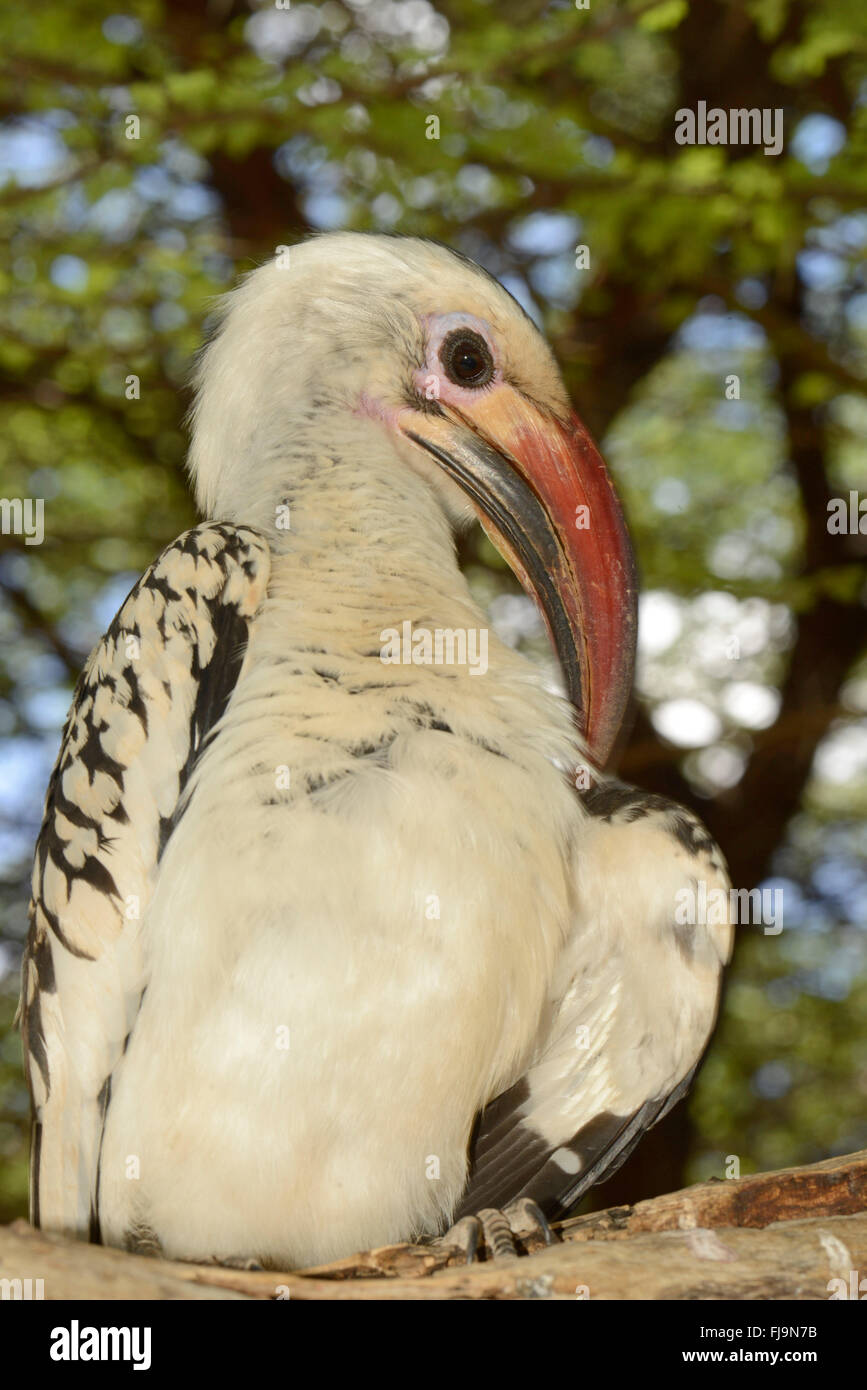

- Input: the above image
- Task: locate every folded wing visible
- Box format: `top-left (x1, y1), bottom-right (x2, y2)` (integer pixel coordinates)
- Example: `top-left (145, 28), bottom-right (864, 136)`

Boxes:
top-left (20, 522), bottom-right (270, 1238)
top-left (457, 786), bottom-right (733, 1219)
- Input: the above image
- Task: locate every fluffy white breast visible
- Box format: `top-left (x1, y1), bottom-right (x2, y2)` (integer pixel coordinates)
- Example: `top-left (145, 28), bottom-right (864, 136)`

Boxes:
top-left (97, 515), bottom-right (588, 1266)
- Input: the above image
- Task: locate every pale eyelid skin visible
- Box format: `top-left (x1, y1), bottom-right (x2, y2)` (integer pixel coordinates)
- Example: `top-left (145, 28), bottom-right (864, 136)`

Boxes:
top-left (414, 312), bottom-right (503, 408)
top-left (354, 313), bottom-right (500, 424)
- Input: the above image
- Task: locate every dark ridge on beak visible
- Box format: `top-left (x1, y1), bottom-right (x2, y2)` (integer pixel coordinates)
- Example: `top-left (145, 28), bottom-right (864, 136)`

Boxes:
top-left (405, 428), bottom-right (586, 720)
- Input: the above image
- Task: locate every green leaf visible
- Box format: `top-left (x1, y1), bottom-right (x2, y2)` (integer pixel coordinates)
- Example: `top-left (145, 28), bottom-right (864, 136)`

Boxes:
top-left (637, 0), bottom-right (688, 33)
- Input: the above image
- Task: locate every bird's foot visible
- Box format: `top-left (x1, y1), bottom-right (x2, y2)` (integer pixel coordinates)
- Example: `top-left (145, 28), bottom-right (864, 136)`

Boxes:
top-left (438, 1197), bottom-right (557, 1263)
top-left (202, 1254), bottom-right (263, 1271)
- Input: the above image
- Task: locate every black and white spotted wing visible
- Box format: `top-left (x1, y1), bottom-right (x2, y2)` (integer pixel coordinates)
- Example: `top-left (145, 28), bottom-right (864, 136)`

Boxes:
top-left (20, 522), bottom-right (270, 1239)
top-left (456, 786), bottom-right (733, 1222)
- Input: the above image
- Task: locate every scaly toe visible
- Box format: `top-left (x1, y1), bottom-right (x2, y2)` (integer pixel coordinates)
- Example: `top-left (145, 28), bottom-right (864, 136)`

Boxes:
top-left (477, 1207), bottom-right (519, 1260)
top-left (436, 1215), bottom-right (481, 1264)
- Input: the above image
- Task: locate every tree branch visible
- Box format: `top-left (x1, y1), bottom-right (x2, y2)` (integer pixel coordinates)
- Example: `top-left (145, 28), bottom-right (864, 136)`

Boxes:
top-left (1, 1149), bottom-right (864, 1300)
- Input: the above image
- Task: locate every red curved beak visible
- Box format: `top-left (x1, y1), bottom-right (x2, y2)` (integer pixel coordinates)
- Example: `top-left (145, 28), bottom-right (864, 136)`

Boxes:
top-left (402, 391), bottom-right (637, 768)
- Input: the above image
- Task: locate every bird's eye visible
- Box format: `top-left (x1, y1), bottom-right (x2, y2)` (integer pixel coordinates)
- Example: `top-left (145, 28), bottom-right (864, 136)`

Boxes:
top-left (439, 329), bottom-right (495, 389)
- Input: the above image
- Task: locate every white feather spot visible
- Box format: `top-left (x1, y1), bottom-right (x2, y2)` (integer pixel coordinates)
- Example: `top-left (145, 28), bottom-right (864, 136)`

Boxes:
top-left (552, 1146), bottom-right (583, 1175)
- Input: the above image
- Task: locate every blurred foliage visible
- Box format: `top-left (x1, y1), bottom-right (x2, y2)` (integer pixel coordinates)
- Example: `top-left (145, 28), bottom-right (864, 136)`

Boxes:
top-left (1, 0), bottom-right (866, 1225)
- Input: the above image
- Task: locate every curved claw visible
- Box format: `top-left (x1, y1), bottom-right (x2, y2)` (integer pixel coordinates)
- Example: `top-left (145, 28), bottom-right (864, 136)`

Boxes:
top-left (438, 1196), bottom-right (559, 1263)
top-left (504, 1196), bottom-right (556, 1247)
top-left (436, 1214), bottom-right (481, 1264)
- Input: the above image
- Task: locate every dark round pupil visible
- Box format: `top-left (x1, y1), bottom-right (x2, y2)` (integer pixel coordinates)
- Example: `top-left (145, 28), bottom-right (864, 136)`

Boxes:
top-left (441, 329), bottom-right (492, 387)
top-left (455, 345), bottom-right (482, 377)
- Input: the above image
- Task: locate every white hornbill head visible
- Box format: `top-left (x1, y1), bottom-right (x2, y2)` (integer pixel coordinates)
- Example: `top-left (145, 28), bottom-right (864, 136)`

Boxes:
top-left (188, 233), bottom-right (637, 765)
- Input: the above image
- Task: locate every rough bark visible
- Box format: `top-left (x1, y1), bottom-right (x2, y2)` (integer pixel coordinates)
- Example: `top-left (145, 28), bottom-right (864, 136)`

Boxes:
top-left (1, 1149), bottom-right (863, 1301)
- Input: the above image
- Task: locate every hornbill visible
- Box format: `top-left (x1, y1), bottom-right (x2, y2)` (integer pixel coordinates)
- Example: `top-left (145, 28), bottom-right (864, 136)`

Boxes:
top-left (21, 234), bottom-right (732, 1268)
